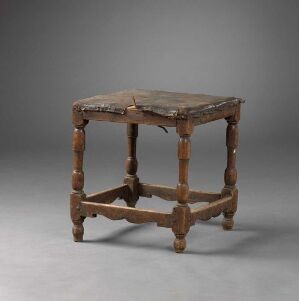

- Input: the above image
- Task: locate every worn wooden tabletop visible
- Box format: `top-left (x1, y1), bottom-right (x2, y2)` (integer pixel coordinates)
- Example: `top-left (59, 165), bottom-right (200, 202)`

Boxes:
top-left (73, 89), bottom-right (244, 118)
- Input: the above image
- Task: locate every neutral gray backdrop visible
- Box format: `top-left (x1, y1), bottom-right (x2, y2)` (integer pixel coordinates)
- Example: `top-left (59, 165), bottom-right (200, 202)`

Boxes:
top-left (1, 0), bottom-right (299, 300)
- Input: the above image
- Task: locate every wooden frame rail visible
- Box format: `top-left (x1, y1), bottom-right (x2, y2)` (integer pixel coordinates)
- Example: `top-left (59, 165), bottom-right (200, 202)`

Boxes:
top-left (138, 183), bottom-right (221, 203)
top-left (82, 105), bottom-right (237, 127)
top-left (85, 185), bottom-right (129, 204)
top-left (79, 201), bottom-right (173, 228)
top-left (78, 183), bottom-right (232, 230)
top-left (83, 183), bottom-right (221, 205)
top-left (191, 196), bottom-right (232, 224)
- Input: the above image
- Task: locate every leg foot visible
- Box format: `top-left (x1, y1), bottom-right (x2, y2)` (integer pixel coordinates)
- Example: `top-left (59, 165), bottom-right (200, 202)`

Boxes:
top-left (174, 236), bottom-right (186, 253)
top-left (125, 201), bottom-right (137, 208)
top-left (72, 217), bottom-right (85, 242)
top-left (222, 212), bottom-right (234, 230)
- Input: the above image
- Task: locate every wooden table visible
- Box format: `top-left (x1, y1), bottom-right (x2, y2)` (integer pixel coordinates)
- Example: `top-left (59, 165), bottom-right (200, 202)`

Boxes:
top-left (71, 89), bottom-right (244, 253)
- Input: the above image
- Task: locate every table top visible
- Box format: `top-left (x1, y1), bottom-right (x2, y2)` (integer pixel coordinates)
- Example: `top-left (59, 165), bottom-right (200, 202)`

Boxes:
top-left (73, 89), bottom-right (244, 119)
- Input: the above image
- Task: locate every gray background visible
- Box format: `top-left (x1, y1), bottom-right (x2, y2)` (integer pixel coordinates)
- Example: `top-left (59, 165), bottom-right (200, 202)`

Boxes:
top-left (1, 0), bottom-right (299, 300)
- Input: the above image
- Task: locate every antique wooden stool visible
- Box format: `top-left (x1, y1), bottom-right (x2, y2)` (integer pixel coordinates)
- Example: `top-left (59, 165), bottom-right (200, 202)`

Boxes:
top-left (71, 89), bottom-right (244, 253)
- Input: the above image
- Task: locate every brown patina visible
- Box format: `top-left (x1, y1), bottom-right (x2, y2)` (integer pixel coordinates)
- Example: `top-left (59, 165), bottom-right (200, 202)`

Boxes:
top-left (73, 89), bottom-right (244, 119)
top-left (71, 89), bottom-right (245, 252)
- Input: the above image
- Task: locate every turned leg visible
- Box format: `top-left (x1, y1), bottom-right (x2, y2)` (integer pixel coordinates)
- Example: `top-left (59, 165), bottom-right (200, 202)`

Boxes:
top-left (172, 120), bottom-right (193, 253)
top-left (123, 123), bottom-right (139, 208)
top-left (221, 107), bottom-right (240, 230)
top-left (70, 112), bottom-right (88, 242)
